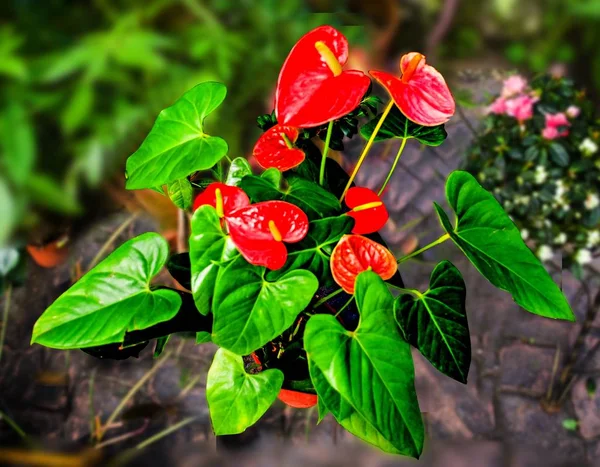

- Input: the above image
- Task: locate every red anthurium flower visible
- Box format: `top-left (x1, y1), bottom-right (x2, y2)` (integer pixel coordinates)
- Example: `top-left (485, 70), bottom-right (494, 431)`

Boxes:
top-left (331, 234), bottom-right (397, 294)
top-left (192, 182), bottom-right (250, 216)
top-left (253, 124), bottom-right (305, 171)
top-left (227, 201), bottom-right (309, 270)
top-left (275, 25), bottom-right (371, 128)
top-left (370, 52), bottom-right (455, 126)
top-left (345, 187), bottom-right (389, 235)
top-left (278, 389), bottom-right (318, 408)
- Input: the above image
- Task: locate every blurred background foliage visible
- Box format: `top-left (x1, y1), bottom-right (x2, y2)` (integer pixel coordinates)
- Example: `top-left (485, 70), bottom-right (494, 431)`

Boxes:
top-left (0, 0), bottom-right (598, 251)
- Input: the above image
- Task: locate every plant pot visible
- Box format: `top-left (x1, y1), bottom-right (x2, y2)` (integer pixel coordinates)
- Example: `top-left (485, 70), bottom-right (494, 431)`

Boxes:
top-left (26, 234), bottom-right (70, 268)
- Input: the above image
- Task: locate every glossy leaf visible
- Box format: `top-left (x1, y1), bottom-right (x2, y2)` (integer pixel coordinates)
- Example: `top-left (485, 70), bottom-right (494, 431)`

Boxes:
top-left (261, 167), bottom-right (282, 188)
top-left (167, 178), bottom-right (193, 210)
top-left (267, 215), bottom-right (354, 286)
top-left (225, 157), bottom-right (252, 186)
top-left (360, 105), bottom-right (447, 146)
top-left (125, 82), bottom-right (228, 190)
top-left (212, 257), bottom-right (318, 355)
top-left (239, 174), bottom-right (340, 221)
top-left (207, 348), bottom-right (283, 435)
top-left (196, 331), bottom-right (212, 344)
top-left (434, 171), bottom-right (574, 321)
top-left (154, 336), bottom-right (170, 358)
top-left (549, 142), bottom-right (569, 167)
top-left (189, 205), bottom-right (238, 315)
top-left (31, 233), bottom-right (182, 349)
top-left (305, 271), bottom-right (424, 457)
top-left (394, 260), bottom-right (471, 383)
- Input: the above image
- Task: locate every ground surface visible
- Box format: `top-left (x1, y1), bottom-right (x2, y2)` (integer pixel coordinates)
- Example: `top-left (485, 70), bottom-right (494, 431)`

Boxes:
top-left (1, 78), bottom-right (600, 467)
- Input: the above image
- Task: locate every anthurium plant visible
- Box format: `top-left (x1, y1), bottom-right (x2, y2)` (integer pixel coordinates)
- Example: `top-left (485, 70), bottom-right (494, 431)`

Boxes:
top-left (463, 74), bottom-right (600, 278)
top-left (31, 26), bottom-right (575, 458)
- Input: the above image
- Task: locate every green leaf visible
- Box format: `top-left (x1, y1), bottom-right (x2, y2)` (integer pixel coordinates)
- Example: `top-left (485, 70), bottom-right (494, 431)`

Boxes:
top-left (260, 167), bottom-right (282, 187)
top-left (549, 142), bottom-right (569, 167)
top-left (28, 172), bottom-right (81, 215)
top-left (196, 331), bottom-right (212, 344)
top-left (62, 81), bottom-right (94, 134)
top-left (305, 271), bottom-right (424, 457)
top-left (562, 418), bottom-right (578, 431)
top-left (360, 106), bottom-right (447, 147)
top-left (0, 178), bottom-right (15, 247)
top-left (239, 174), bottom-right (341, 221)
top-left (154, 336), bottom-right (170, 358)
top-left (206, 348), bottom-right (283, 435)
top-left (31, 233), bottom-right (182, 349)
top-left (434, 171), bottom-right (574, 321)
top-left (212, 257), bottom-right (319, 355)
top-left (0, 102), bottom-right (36, 186)
top-left (167, 253), bottom-right (191, 290)
top-left (266, 215), bottom-right (354, 286)
top-left (0, 248), bottom-right (19, 276)
top-left (167, 178), bottom-right (193, 210)
top-left (189, 205), bottom-right (238, 315)
top-left (394, 260), bottom-right (471, 384)
top-left (225, 157), bottom-right (252, 186)
top-left (125, 82), bottom-right (229, 190)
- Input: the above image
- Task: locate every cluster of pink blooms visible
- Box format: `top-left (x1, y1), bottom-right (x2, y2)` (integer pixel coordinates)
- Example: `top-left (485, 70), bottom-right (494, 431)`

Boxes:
top-left (488, 75), bottom-right (581, 141)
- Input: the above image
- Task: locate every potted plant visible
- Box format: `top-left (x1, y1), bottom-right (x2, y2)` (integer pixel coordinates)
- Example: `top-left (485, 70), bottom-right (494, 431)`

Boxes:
top-left (31, 26), bottom-right (575, 458)
top-left (463, 73), bottom-right (600, 278)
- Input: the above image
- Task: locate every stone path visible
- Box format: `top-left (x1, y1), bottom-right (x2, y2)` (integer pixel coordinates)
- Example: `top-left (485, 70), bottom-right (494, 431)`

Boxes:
top-left (2, 104), bottom-right (600, 466)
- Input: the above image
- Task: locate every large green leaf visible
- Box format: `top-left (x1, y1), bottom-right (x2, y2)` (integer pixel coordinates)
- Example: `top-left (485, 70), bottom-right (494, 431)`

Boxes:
top-left (0, 177), bottom-right (15, 247)
top-left (239, 174), bottom-right (340, 220)
top-left (434, 171), bottom-right (574, 321)
top-left (305, 271), bottom-right (424, 457)
top-left (31, 233), bottom-right (182, 349)
top-left (360, 106), bottom-right (447, 146)
top-left (125, 82), bottom-right (228, 190)
top-left (212, 257), bottom-right (319, 355)
top-left (167, 178), bottom-right (193, 210)
top-left (266, 215), bottom-right (354, 286)
top-left (189, 205), bottom-right (238, 315)
top-left (0, 102), bottom-right (36, 186)
top-left (207, 348), bottom-right (283, 435)
top-left (394, 260), bottom-right (471, 384)
top-left (225, 157), bottom-right (252, 186)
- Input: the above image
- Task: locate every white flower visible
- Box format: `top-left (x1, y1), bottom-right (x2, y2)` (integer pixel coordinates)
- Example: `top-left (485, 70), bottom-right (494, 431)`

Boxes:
top-left (575, 249), bottom-right (592, 265)
top-left (534, 166), bottom-right (548, 185)
top-left (544, 219), bottom-right (551, 227)
top-left (566, 105), bottom-right (581, 119)
top-left (554, 180), bottom-right (567, 199)
top-left (584, 193), bottom-right (599, 210)
top-left (587, 231), bottom-right (600, 247)
top-left (537, 245), bottom-right (554, 262)
top-left (521, 229), bottom-right (529, 240)
top-left (515, 195), bottom-right (530, 205)
top-left (579, 138), bottom-right (598, 157)
top-left (554, 233), bottom-right (567, 245)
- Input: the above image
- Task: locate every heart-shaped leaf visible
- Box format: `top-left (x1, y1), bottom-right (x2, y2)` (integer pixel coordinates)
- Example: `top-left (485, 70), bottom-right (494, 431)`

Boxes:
top-left (167, 178), bottom-right (193, 210)
top-left (360, 105), bottom-right (447, 146)
top-left (207, 348), bottom-right (283, 435)
top-left (261, 167), bottom-right (282, 188)
top-left (125, 82), bottom-right (228, 190)
top-left (394, 260), bottom-right (471, 384)
top-left (434, 171), bottom-right (574, 321)
top-left (212, 257), bottom-right (318, 355)
top-left (31, 233), bottom-right (182, 349)
top-left (189, 205), bottom-right (238, 315)
top-left (267, 215), bottom-right (354, 286)
top-left (305, 271), bottom-right (424, 457)
top-left (225, 157), bottom-right (252, 186)
top-left (239, 174), bottom-right (341, 221)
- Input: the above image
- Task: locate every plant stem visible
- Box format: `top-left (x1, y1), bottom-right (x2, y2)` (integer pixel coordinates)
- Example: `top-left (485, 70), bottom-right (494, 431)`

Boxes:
top-left (378, 137), bottom-right (408, 196)
top-left (387, 283), bottom-right (421, 297)
top-left (0, 284), bottom-right (12, 364)
top-left (0, 408), bottom-right (27, 440)
top-left (334, 296), bottom-right (355, 318)
top-left (313, 288), bottom-right (343, 309)
top-left (397, 233), bottom-right (450, 264)
top-left (340, 100), bottom-right (395, 202)
top-left (98, 351), bottom-right (172, 441)
top-left (135, 416), bottom-right (197, 450)
top-left (88, 213), bottom-right (139, 271)
top-left (319, 121), bottom-right (335, 186)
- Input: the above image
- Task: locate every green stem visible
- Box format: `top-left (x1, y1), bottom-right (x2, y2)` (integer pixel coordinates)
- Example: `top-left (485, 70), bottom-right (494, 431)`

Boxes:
top-left (135, 416), bottom-right (197, 450)
top-left (397, 233), bottom-right (450, 264)
top-left (0, 408), bottom-right (27, 440)
top-left (313, 288), bottom-right (343, 309)
top-left (319, 121), bottom-right (335, 186)
top-left (387, 283), bottom-right (422, 297)
top-left (378, 137), bottom-right (408, 196)
top-left (340, 100), bottom-right (395, 202)
top-left (334, 296), bottom-right (355, 318)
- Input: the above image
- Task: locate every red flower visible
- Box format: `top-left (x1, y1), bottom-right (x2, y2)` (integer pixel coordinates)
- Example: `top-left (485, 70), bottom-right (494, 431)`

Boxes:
top-left (278, 389), bottom-right (318, 408)
top-left (275, 25), bottom-right (371, 128)
top-left (192, 182), bottom-right (250, 216)
top-left (253, 124), bottom-right (305, 171)
top-left (370, 52), bottom-right (455, 126)
top-left (344, 187), bottom-right (389, 234)
top-left (227, 201), bottom-right (309, 270)
top-left (331, 234), bottom-right (397, 294)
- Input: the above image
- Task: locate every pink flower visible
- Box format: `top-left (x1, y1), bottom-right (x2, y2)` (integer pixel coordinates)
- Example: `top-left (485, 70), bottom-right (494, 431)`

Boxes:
top-left (545, 112), bottom-right (570, 137)
top-left (505, 95), bottom-right (535, 122)
top-left (488, 97), bottom-right (507, 115)
top-left (501, 75), bottom-right (528, 98)
top-left (566, 105), bottom-right (580, 119)
top-left (542, 126), bottom-right (559, 140)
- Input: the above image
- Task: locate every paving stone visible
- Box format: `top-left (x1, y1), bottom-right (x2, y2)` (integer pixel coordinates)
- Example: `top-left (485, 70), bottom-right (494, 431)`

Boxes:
top-left (571, 377), bottom-right (600, 439)
top-left (499, 343), bottom-right (555, 395)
